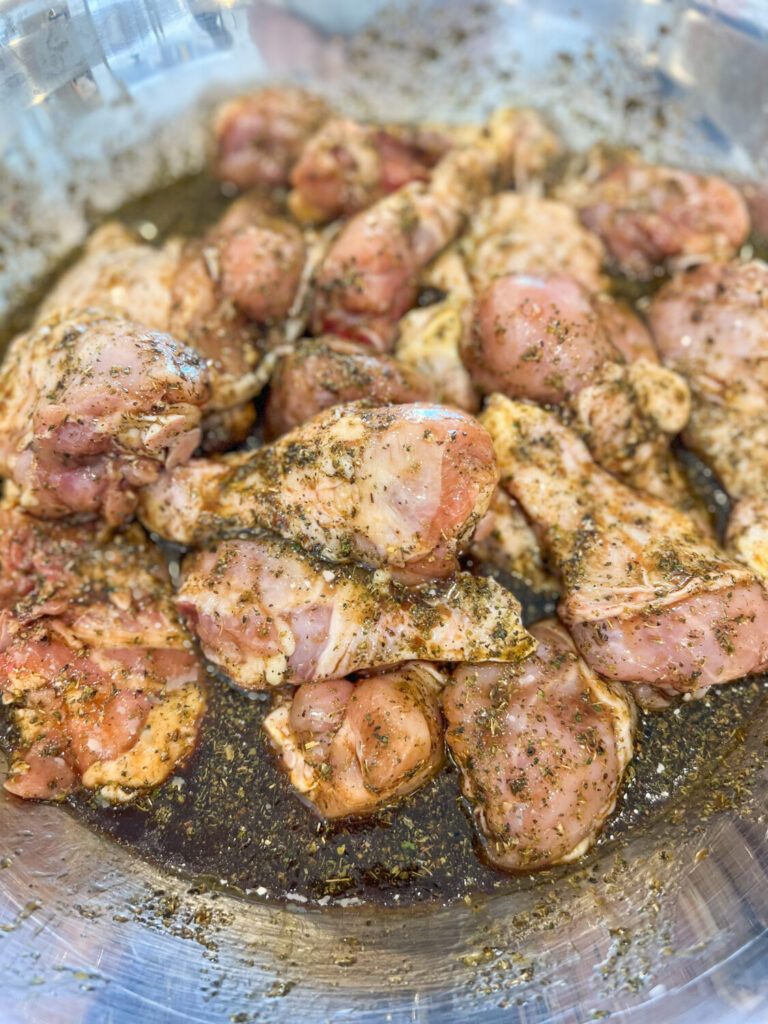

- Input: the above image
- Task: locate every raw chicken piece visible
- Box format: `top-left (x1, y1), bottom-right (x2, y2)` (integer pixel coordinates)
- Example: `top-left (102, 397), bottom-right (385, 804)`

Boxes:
top-left (573, 153), bottom-right (750, 279)
top-left (177, 534), bottom-right (535, 691)
top-left (592, 295), bottom-right (658, 364)
top-left (648, 260), bottom-right (768, 577)
top-left (0, 508), bottom-right (205, 802)
top-left (289, 118), bottom-right (450, 223)
top-left (469, 487), bottom-right (558, 593)
top-left (481, 395), bottom-right (768, 702)
top-left (39, 197), bottom-right (307, 449)
top-left (395, 248), bottom-right (479, 412)
top-left (463, 193), bottom-right (607, 294)
top-left (213, 86), bottom-right (331, 188)
top-left (310, 108), bottom-right (534, 351)
top-left (465, 273), bottom-right (698, 518)
top-left (263, 663), bottom-right (445, 819)
top-left (0, 310), bottom-right (208, 523)
top-left (263, 336), bottom-right (431, 439)
top-left (443, 619), bottom-right (635, 871)
top-left (140, 402), bottom-right (498, 584)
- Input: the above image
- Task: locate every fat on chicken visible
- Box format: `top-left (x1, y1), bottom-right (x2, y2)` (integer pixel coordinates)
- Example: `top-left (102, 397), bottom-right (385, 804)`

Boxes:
top-left (0, 508), bottom-right (205, 802)
top-left (176, 533), bottom-right (535, 691)
top-left (482, 395), bottom-right (768, 705)
top-left (443, 619), bottom-right (635, 871)
top-left (263, 663), bottom-right (445, 819)
top-left (0, 310), bottom-right (208, 523)
top-left (462, 193), bottom-right (608, 294)
top-left (140, 402), bottom-right (498, 584)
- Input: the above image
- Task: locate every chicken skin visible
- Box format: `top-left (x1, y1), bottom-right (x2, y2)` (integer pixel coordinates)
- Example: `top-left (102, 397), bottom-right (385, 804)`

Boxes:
top-left (263, 336), bottom-right (431, 439)
top-left (465, 273), bottom-right (697, 518)
top-left (213, 86), bottom-right (331, 189)
top-left (310, 108), bottom-right (538, 351)
top-left (572, 153), bottom-right (750, 279)
top-left (463, 193), bottom-right (607, 294)
top-left (176, 534), bottom-right (535, 691)
top-left (443, 619), bottom-right (635, 871)
top-left (140, 402), bottom-right (499, 584)
top-left (0, 310), bottom-right (208, 523)
top-left (482, 396), bottom-right (768, 704)
top-left (263, 663), bottom-right (445, 819)
top-left (649, 260), bottom-right (768, 578)
top-left (0, 508), bottom-right (205, 802)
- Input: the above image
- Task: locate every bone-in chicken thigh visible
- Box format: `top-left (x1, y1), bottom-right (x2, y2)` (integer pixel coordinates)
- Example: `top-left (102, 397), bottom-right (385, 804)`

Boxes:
top-left (649, 260), bottom-right (768, 578)
top-left (264, 663), bottom-right (445, 819)
top-left (0, 310), bottom-right (208, 523)
top-left (177, 534), bottom-right (535, 691)
top-left (140, 402), bottom-right (498, 584)
top-left (443, 619), bottom-right (635, 871)
top-left (482, 395), bottom-right (768, 704)
top-left (0, 508), bottom-right (205, 802)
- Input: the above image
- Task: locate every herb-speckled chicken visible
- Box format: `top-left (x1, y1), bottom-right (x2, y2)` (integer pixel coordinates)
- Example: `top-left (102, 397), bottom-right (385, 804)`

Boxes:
top-left (649, 260), bottom-right (768, 579)
top-left (177, 533), bottom-right (535, 691)
top-left (140, 402), bottom-right (498, 584)
top-left (263, 663), bottom-right (445, 819)
top-left (482, 395), bottom-right (768, 705)
top-left (464, 273), bottom-right (700, 523)
top-left (0, 508), bottom-right (205, 802)
top-left (0, 310), bottom-right (208, 523)
top-left (443, 619), bottom-right (635, 871)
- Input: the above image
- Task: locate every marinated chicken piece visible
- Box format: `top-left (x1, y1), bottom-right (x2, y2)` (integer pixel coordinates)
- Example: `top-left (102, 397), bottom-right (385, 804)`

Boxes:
top-left (141, 402), bottom-right (499, 584)
top-left (593, 295), bottom-right (658, 363)
top-left (469, 488), bottom-right (558, 593)
top-left (395, 248), bottom-right (479, 412)
top-left (443, 619), bottom-right (635, 871)
top-left (289, 118), bottom-right (450, 223)
top-left (177, 534), bottom-right (535, 691)
top-left (649, 260), bottom-right (768, 577)
top-left (573, 153), bottom-right (750, 279)
top-left (39, 198), bottom-right (307, 449)
top-left (0, 310), bottom-right (208, 523)
top-left (263, 336), bottom-right (431, 439)
top-left (465, 273), bottom-right (698, 518)
top-left (213, 86), bottom-right (331, 188)
top-left (482, 396), bottom-right (768, 703)
top-left (38, 221), bottom-right (182, 329)
top-left (463, 193), bottom-right (607, 294)
top-left (310, 108), bottom-right (531, 351)
top-left (0, 508), bottom-right (205, 802)
top-left (263, 663), bottom-right (445, 818)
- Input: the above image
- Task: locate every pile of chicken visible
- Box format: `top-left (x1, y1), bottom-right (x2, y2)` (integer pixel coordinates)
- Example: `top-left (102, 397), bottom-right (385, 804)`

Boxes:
top-left (1, 84), bottom-right (765, 874)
